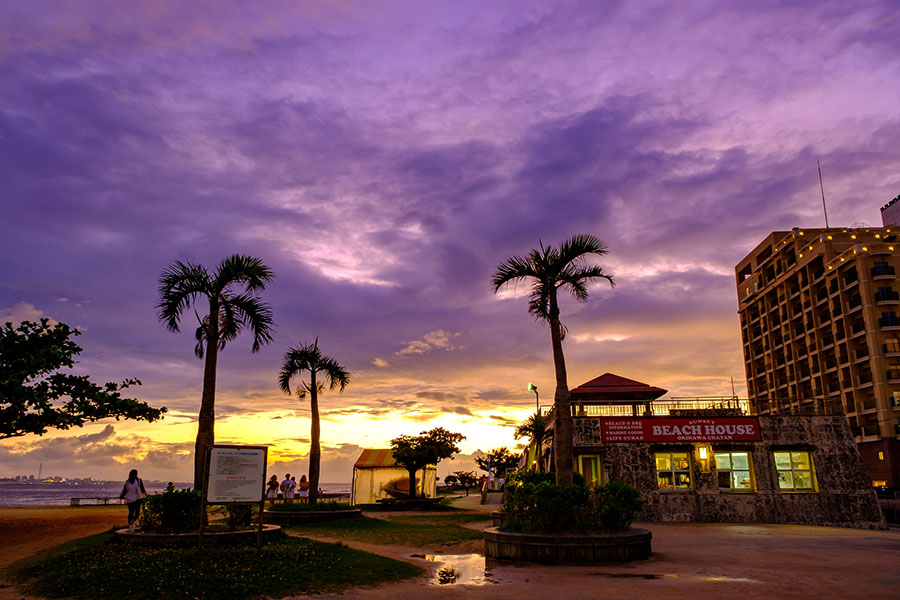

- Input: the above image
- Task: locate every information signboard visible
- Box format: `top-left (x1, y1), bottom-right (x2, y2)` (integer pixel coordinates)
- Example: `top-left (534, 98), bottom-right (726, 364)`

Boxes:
top-left (206, 445), bottom-right (267, 504)
top-left (600, 417), bottom-right (761, 443)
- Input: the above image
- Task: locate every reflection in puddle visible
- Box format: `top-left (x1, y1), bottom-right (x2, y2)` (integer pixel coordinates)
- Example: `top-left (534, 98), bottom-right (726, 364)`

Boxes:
top-left (417, 553), bottom-right (493, 586)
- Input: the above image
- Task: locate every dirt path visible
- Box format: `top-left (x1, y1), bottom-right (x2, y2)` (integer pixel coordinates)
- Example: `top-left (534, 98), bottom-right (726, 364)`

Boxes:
top-left (0, 506), bottom-right (125, 600)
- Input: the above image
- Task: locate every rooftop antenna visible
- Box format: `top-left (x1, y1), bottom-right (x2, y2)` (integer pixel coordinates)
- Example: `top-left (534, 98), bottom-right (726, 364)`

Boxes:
top-left (730, 377), bottom-right (737, 400)
top-left (818, 159), bottom-right (829, 228)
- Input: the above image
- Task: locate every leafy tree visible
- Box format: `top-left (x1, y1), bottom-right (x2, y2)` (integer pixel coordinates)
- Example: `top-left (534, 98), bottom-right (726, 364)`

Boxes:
top-left (390, 427), bottom-right (465, 499)
top-left (157, 254), bottom-right (274, 490)
top-left (493, 235), bottom-right (614, 485)
top-left (1, 319), bottom-right (166, 440)
top-left (475, 447), bottom-right (520, 476)
top-left (514, 411), bottom-right (554, 472)
top-left (279, 339), bottom-right (349, 504)
top-left (443, 474), bottom-right (459, 487)
top-left (451, 470), bottom-right (477, 496)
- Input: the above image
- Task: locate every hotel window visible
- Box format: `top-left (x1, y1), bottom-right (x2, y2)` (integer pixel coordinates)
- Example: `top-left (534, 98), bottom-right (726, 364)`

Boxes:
top-left (655, 452), bottom-right (691, 490)
top-left (773, 451), bottom-right (815, 491)
top-left (885, 338), bottom-right (900, 353)
top-left (892, 391), bottom-right (900, 407)
top-left (714, 451), bottom-right (754, 491)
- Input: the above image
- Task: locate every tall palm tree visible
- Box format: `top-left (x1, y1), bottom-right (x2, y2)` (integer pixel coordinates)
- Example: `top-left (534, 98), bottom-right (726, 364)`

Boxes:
top-left (157, 255), bottom-right (274, 490)
top-left (514, 411), bottom-right (553, 472)
top-left (278, 339), bottom-right (349, 504)
top-left (493, 234), bottom-right (614, 485)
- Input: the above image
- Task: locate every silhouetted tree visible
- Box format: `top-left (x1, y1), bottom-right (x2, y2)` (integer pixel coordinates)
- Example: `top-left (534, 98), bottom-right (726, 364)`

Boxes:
top-left (279, 339), bottom-right (349, 504)
top-left (475, 447), bottom-right (520, 476)
top-left (157, 255), bottom-right (274, 490)
top-left (514, 411), bottom-right (554, 472)
top-left (1, 319), bottom-right (165, 439)
top-left (493, 235), bottom-right (614, 485)
top-left (391, 427), bottom-right (464, 499)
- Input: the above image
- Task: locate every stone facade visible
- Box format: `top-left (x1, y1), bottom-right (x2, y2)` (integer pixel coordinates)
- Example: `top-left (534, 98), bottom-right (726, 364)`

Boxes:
top-left (573, 414), bottom-right (885, 529)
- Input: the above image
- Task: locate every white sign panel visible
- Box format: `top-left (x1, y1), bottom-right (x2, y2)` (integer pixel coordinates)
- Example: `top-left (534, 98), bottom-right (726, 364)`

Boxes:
top-left (207, 445), bottom-right (267, 503)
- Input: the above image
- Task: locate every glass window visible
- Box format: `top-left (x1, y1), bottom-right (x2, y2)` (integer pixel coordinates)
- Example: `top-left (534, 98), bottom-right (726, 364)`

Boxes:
top-left (773, 451), bottom-right (815, 491)
top-left (714, 451), bottom-right (754, 491)
top-left (655, 452), bottom-right (691, 490)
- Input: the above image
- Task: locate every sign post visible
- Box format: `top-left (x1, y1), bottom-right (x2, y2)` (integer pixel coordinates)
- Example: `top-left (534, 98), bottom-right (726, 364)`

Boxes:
top-left (199, 444), bottom-right (268, 554)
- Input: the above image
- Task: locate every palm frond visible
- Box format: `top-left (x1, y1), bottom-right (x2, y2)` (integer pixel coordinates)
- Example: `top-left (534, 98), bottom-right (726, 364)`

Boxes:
top-left (214, 254), bottom-right (274, 294)
top-left (491, 255), bottom-right (539, 291)
top-left (156, 261), bottom-right (211, 331)
top-left (226, 293), bottom-right (275, 353)
top-left (557, 234), bottom-right (608, 265)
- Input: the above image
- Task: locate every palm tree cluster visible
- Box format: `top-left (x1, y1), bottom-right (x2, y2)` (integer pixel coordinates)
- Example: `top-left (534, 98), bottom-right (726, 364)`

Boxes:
top-left (158, 255), bottom-right (349, 498)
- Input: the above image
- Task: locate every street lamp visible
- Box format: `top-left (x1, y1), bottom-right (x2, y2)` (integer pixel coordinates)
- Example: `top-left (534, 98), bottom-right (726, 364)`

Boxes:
top-left (528, 382), bottom-right (539, 412)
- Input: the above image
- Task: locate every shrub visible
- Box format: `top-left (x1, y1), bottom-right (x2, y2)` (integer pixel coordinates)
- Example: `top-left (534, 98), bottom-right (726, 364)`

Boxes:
top-left (500, 475), bottom-right (642, 534)
top-left (223, 504), bottom-right (254, 530)
top-left (138, 489), bottom-right (202, 532)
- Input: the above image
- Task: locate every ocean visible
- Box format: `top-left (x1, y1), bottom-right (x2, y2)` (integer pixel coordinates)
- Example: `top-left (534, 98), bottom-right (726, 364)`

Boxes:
top-left (0, 481), bottom-right (352, 507)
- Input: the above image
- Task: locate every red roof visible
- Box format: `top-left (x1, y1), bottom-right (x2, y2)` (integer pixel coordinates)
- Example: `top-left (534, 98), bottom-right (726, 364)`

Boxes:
top-left (353, 449), bottom-right (399, 468)
top-left (570, 373), bottom-right (667, 401)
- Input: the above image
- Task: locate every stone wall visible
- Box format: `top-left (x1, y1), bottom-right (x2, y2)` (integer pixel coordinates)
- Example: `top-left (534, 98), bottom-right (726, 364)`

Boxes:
top-left (573, 415), bottom-right (885, 529)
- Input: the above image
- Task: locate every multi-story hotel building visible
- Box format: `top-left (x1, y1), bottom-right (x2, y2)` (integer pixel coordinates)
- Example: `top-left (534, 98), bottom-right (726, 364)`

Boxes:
top-left (735, 226), bottom-right (900, 488)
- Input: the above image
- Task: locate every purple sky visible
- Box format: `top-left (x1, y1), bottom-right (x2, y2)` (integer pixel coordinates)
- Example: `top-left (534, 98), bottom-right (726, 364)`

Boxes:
top-left (2, 1), bottom-right (899, 483)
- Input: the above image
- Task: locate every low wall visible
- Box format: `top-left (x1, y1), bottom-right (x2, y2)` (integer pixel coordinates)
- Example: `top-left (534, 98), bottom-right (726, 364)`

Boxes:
top-left (484, 527), bottom-right (652, 564)
top-left (115, 524), bottom-right (283, 546)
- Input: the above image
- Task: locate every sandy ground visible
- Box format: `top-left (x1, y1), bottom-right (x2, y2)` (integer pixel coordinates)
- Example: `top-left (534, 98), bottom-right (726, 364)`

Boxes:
top-left (0, 505), bottom-right (125, 600)
top-left (2, 499), bottom-right (898, 600)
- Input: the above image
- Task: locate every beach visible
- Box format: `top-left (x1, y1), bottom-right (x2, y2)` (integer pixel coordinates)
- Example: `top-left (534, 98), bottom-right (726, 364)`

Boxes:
top-left (2, 499), bottom-right (899, 599)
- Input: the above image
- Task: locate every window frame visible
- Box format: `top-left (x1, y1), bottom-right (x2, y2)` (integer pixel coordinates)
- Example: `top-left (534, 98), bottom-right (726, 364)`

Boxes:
top-left (773, 450), bottom-right (817, 493)
top-left (654, 450), bottom-right (692, 491)
top-left (713, 450), bottom-right (755, 492)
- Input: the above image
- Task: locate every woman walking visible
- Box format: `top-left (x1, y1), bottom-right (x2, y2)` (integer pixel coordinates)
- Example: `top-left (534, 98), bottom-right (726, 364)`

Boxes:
top-left (119, 469), bottom-right (147, 532)
top-left (298, 475), bottom-right (310, 503)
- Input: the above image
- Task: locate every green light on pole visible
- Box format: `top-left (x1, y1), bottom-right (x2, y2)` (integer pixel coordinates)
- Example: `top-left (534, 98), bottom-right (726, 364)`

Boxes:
top-left (528, 382), bottom-right (539, 411)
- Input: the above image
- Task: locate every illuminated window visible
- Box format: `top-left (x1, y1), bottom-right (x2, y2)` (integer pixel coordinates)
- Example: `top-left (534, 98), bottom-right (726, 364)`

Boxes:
top-left (885, 338), bottom-right (900, 353)
top-left (774, 451), bottom-right (815, 492)
top-left (893, 391), bottom-right (900, 407)
top-left (714, 451), bottom-right (754, 491)
top-left (577, 455), bottom-right (608, 487)
top-left (655, 452), bottom-right (691, 490)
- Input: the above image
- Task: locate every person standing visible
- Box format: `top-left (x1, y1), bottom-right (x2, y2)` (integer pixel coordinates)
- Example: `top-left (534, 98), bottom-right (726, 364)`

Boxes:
top-left (280, 474), bottom-right (295, 503)
top-left (266, 474), bottom-right (279, 507)
top-left (298, 475), bottom-right (310, 503)
top-left (119, 469), bottom-right (147, 532)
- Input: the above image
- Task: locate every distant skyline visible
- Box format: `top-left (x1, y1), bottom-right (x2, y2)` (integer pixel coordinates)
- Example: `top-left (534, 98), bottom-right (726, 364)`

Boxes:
top-left (2, 1), bottom-right (898, 482)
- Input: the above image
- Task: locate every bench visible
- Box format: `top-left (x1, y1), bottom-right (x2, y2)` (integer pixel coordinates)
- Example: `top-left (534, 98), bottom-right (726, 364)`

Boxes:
top-left (70, 497), bottom-right (125, 506)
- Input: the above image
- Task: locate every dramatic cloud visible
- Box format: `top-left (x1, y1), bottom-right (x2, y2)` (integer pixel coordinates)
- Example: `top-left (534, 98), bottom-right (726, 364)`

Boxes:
top-left (1, 0), bottom-right (898, 481)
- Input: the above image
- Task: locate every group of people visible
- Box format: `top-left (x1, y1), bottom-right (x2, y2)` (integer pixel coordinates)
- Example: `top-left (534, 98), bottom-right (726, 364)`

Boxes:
top-left (266, 473), bottom-right (310, 506)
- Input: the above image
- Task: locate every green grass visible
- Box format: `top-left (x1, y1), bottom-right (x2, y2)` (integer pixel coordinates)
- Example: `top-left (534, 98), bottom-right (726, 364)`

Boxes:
top-left (11, 529), bottom-right (422, 600)
top-left (288, 512), bottom-right (488, 548)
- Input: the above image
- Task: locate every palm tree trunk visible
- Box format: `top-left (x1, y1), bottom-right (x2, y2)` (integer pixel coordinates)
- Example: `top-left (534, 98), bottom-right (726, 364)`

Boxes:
top-left (548, 296), bottom-right (573, 486)
top-left (195, 301), bottom-right (219, 491)
top-left (308, 371), bottom-right (320, 505)
top-left (534, 434), bottom-right (543, 473)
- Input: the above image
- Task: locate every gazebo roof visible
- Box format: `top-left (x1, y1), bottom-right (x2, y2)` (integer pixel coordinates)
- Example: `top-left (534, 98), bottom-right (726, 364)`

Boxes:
top-left (569, 373), bottom-right (667, 402)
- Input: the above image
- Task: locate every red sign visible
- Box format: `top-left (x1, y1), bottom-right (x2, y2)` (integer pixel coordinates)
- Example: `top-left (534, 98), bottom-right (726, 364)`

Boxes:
top-left (600, 417), bottom-right (761, 442)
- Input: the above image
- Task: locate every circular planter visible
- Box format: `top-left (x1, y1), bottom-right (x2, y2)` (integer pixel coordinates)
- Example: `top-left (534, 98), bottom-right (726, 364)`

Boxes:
top-left (484, 526), bottom-right (652, 564)
top-left (115, 524), bottom-right (283, 546)
top-left (263, 509), bottom-right (362, 525)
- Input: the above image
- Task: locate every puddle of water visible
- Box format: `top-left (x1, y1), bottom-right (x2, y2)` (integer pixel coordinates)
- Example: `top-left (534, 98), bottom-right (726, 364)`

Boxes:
top-left (418, 553), bottom-right (492, 586)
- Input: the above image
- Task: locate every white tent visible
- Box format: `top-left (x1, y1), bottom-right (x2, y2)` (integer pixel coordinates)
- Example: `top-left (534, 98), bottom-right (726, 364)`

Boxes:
top-left (350, 448), bottom-right (437, 505)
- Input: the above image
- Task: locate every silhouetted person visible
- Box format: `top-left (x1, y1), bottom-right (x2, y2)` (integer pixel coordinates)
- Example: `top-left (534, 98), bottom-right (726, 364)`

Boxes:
top-left (119, 469), bottom-right (146, 532)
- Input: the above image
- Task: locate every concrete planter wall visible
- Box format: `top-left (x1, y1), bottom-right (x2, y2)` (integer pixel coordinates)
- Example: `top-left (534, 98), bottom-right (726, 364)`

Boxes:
top-left (263, 509), bottom-right (361, 525)
top-left (115, 525), bottom-right (283, 546)
top-left (484, 526), bottom-right (652, 564)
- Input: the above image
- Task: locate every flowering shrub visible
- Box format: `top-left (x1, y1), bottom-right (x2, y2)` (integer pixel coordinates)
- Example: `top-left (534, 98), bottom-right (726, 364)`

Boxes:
top-left (500, 471), bottom-right (642, 533)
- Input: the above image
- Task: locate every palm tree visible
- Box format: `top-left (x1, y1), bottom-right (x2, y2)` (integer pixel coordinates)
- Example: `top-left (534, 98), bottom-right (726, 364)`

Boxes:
top-left (514, 411), bottom-right (554, 472)
top-left (157, 255), bottom-right (274, 490)
top-left (492, 234), bottom-right (614, 485)
top-left (278, 339), bottom-right (349, 504)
